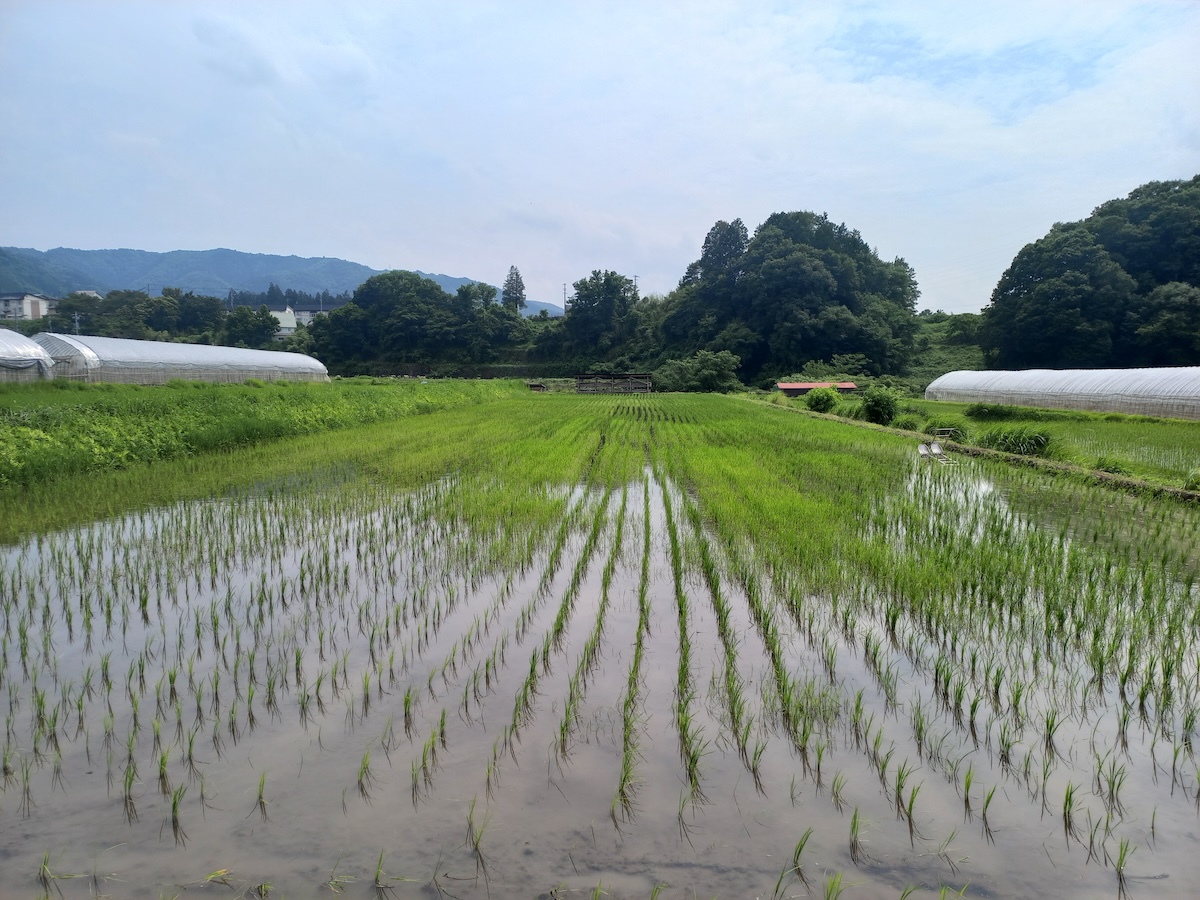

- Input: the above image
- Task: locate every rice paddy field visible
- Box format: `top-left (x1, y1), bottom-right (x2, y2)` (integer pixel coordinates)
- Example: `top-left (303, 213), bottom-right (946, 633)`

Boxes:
top-left (3, 390), bottom-right (1200, 898)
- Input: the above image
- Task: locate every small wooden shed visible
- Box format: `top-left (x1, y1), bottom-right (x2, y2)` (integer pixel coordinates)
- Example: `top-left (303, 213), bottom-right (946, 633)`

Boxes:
top-left (574, 373), bottom-right (652, 394)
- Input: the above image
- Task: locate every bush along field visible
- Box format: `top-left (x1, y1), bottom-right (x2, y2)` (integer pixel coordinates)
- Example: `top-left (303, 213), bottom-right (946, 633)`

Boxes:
top-left (2, 392), bottom-right (1200, 897)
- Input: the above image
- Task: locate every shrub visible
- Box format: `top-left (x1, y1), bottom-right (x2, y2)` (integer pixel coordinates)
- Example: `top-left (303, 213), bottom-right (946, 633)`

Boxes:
top-left (964, 403), bottom-right (1020, 421)
top-left (890, 414), bottom-right (924, 432)
top-left (860, 385), bottom-right (900, 426)
top-left (804, 387), bottom-right (840, 413)
top-left (975, 425), bottom-right (1056, 457)
top-left (652, 350), bottom-right (742, 393)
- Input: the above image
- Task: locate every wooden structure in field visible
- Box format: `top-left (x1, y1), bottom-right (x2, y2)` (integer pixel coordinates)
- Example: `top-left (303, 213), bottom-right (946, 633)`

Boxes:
top-left (575, 373), bottom-right (652, 394)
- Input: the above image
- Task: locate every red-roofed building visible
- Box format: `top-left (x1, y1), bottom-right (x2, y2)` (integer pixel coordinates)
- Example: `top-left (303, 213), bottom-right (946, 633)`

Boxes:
top-left (777, 381), bottom-right (857, 398)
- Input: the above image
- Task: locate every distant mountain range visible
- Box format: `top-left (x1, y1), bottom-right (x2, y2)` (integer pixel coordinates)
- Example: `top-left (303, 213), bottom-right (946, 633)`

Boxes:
top-left (0, 247), bottom-right (563, 317)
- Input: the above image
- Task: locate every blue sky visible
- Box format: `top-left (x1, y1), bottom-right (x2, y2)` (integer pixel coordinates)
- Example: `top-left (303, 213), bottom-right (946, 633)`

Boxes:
top-left (1, 1), bottom-right (1196, 312)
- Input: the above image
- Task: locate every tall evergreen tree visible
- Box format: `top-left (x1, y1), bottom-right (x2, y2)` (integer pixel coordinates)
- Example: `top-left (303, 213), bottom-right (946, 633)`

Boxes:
top-left (502, 266), bottom-right (527, 311)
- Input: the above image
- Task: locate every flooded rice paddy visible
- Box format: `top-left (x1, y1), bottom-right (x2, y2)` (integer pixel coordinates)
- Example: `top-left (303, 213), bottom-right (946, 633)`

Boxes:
top-left (2, 395), bottom-right (1199, 898)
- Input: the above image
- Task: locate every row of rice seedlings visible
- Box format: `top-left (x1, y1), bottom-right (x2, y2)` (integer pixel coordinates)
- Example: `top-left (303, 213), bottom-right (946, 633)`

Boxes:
top-left (558, 484), bottom-right (628, 758)
top-left (657, 466), bottom-right (706, 807)
top-left (613, 476), bottom-right (653, 821)
top-left (681, 493), bottom-right (756, 780)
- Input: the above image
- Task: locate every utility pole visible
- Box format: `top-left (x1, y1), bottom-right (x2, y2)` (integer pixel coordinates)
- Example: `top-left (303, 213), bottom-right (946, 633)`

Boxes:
top-left (563, 283), bottom-right (567, 308)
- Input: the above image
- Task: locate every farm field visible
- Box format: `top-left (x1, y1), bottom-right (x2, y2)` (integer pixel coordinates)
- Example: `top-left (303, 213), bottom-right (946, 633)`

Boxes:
top-left (2, 392), bottom-right (1199, 898)
top-left (902, 399), bottom-right (1200, 487)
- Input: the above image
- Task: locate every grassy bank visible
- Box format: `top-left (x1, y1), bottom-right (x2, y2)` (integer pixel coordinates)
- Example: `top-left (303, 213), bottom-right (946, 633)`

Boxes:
top-left (772, 392), bottom-right (1200, 489)
top-left (0, 377), bottom-right (526, 488)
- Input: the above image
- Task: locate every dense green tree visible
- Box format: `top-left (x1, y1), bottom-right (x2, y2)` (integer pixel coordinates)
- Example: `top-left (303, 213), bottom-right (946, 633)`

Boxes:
top-left (981, 176), bottom-right (1200, 368)
top-left (663, 212), bottom-right (918, 378)
top-left (1132, 282), bottom-right (1200, 366)
top-left (175, 291), bottom-right (226, 334)
top-left (501, 266), bottom-right (527, 311)
top-left (652, 350), bottom-right (741, 392)
top-left (222, 305), bottom-right (278, 347)
top-left (982, 224), bottom-right (1139, 368)
top-left (309, 270), bottom-right (527, 374)
top-left (564, 270), bottom-right (639, 351)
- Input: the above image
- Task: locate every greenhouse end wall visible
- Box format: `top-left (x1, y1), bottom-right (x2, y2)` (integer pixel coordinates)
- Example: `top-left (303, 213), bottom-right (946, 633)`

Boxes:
top-left (31, 333), bottom-right (328, 384)
top-left (0, 328), bottom-right (54, 382)
top-left (925, 368), bottom-right (1200, 420)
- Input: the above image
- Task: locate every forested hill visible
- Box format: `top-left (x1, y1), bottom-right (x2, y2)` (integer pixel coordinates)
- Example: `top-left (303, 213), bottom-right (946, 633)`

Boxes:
top-left (981, 175), bottom-right (1200, 368)
top-left (0, 247), bottom-right (378, 296)
top-left (0, 246), bottom-right (567, 313)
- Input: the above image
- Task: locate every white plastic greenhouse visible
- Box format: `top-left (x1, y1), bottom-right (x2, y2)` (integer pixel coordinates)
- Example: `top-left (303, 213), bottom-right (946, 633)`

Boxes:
top-left (31, 333), bottom-right (328, 384)
top-left (925, 368), bottom-right (1200, 420)
top-left (0, 328), bottom-right (54, 382)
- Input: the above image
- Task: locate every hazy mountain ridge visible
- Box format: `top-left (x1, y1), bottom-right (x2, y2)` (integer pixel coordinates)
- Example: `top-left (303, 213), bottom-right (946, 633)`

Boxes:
top-left (0, 247), bottom-right (562, 316)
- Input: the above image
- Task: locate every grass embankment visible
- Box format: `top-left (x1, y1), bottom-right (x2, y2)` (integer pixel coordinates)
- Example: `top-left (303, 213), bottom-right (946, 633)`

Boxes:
top-left (0, 378), bottom-right (526, 541)
top-left (774, 392), bottom-right (1200, 490)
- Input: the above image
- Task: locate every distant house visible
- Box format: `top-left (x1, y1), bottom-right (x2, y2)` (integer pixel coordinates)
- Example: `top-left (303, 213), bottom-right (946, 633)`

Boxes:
top-left (270, 306), bottom-right (298, 338)
top-left (777, 381), bottom-right (857, 398)
top-left (0, 292), bottom-right (57, 320)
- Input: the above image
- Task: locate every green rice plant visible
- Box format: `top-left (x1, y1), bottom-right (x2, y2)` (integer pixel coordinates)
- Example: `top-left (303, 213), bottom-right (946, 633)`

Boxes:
top-left (169, 784), bottom-right (187, 846)
top-left (962, 762), bottom-right (975, 818)
top-left (981, 785), bottom-right (997, 843)
top-left (35, 851), bottom-right (84, 896)
top-left (122, 764), bottom-right (138, 824)
top-left (791, 826), bottom-right (814, 891)
top-left (905, 783), bottom-right (922, 846)
top-left (823, 870), bottom-right (846, 900)
top-left (373, 850), bottom-right (397, 899)
top-left (831, 770), bottom-right (847, 813)
top-left (1115, 836), bottom-right (1135, 898)
top-left (157, 749), bottom-right (171, 796)
top-left (1062, 781), bottom-right (1079, 840)
top-left (849, 807), bottom-right (866, 865)
top-left (358, 748), bottom-right (374, 802)
top-left (248, 772), bottom-right (270, 822)
top-left (323, 858), bottom-right (355, 894)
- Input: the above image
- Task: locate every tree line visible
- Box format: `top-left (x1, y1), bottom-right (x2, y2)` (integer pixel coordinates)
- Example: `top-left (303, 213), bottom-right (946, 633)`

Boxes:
top-left (13, 178), bottom-right (1193, 383)
top-left (23, 288), bottom-right (301, 351)
top-left (310, 213), bottom-right (921, 387)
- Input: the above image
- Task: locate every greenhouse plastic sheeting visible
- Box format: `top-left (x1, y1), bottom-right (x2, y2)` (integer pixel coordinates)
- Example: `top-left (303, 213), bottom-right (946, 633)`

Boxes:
top-left (0, 328), bottom-right (54, 380)
top-left (31, 333), bottom-right (328, 384)
top-left (925, 368), bottom-right (1200, 420)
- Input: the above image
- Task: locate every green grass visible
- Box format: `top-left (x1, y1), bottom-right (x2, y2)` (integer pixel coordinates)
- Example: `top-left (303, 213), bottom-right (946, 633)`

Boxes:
top-left (903, 398), bottom-right (1200, 485)
top-left (0, 376), bottom-right (526, 488)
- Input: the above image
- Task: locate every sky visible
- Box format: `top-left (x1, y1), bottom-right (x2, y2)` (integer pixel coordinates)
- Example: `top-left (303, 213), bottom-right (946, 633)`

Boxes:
top-left (1, 1), bottom-right (1197, 313)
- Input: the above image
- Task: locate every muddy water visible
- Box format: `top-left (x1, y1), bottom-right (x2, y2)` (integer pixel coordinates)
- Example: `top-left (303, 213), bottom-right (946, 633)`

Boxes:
top-left (1, 469), bottom-right (1199, 898)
